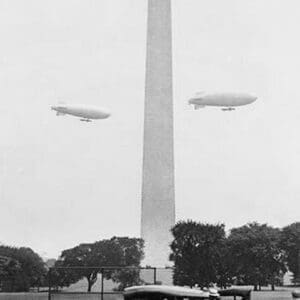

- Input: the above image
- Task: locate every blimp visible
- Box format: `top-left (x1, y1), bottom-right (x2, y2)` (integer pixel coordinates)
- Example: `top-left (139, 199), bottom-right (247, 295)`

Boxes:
top-left (51, 103), bottom-right (110, 122)
top-left (188, 91), bottom-right (257, 111)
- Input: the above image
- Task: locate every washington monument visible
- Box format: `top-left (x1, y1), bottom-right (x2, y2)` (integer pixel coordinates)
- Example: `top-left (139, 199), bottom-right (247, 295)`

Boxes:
top-left (141, 0), bottom-right (175, 267)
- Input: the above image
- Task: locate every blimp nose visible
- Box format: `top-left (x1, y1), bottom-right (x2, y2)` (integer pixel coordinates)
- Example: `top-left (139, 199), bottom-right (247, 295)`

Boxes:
top-left (51, 105), bottom-right (57, 110)
top-left (251, 95), bottom-right (258, 103)
top-left (105, 111), bottom-right (111, 118)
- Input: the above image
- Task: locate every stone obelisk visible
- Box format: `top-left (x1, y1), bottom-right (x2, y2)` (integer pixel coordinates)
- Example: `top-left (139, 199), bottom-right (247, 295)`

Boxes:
top-left (141, 0), bottom-right (175, 267)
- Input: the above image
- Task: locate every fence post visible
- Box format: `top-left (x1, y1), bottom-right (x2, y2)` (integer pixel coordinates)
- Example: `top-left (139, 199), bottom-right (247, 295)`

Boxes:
top-left (153, 267), bottom-right (157, 284)
top-left (101, 268), bottom-right (104, 300)
top-left (48, 268), bottom-right (52, 300)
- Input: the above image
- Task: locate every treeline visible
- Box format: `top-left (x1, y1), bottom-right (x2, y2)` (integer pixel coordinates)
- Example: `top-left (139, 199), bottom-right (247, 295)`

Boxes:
top-left (170, 221), bottom-right (300, 290)
top-left (0, 221), bottom-right (299, 292)
top-left (0, 237), bottom-right (144, 292)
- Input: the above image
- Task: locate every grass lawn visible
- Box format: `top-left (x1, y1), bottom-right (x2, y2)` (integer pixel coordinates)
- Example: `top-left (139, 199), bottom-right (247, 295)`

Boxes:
top-left (252, 289), bottom-right (294, 300)
top-left (0, 287), bottom-right (297, 299)
top-left (0, 293), bottom-right (122, 300)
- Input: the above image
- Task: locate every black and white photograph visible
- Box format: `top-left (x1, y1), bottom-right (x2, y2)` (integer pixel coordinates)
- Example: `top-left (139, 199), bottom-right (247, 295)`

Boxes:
top-left (0, 0), bottom-right (299, 299)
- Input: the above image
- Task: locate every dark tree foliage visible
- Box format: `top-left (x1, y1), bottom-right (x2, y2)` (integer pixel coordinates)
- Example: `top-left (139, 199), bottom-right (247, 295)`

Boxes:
top-left (280, 222), bottom-right (300, 284)
top-left (215, 239), bottom-right (234, 289)
top-left (110, 268), bottom-right (142, 291)
top-left (170, 220), bottom-right (227, 288)
top-left (110, 237), bottom-right (144, 266)
top-left (227, 222), bottom-right (286, 291)
top-left (0, 256), bottom-right (22, 292)
top-left (0, 246), bottom-right (47, 292)
top-left (55, 236), bottom-right (144, 292)
top-left (107, 237), bottom-right (144, 290)
top-left (51, 258), bottom-right (85, 291)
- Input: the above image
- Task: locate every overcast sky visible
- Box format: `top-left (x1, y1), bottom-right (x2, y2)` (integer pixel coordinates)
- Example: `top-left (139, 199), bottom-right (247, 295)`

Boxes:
top-left (0, 0), bottom-right (300, 259)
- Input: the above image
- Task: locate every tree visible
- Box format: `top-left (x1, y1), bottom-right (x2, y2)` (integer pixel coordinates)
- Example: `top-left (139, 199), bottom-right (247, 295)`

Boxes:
top-left (280, 222), bottom-right (300, 284)
top-left (108, 237), bottom-right (144, 290)
top-left (0, 246), bottom-right (47, 292)
top-left (170, 220), bottom-right (227, 287)
top-left (55, 237), bottom-right (144, 292)
top-left (227, 222), bottom-right (286, 291)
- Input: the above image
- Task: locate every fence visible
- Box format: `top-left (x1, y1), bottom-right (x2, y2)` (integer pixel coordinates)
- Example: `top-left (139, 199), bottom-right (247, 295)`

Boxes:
top-left (48, 266), bottom-right (173, 300)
